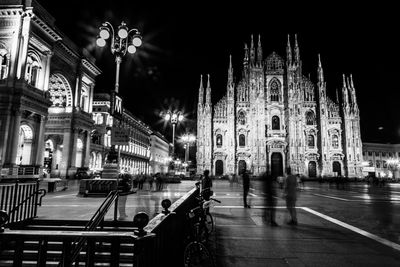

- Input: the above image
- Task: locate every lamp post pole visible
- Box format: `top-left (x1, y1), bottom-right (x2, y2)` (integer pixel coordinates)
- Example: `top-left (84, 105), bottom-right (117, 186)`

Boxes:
top-left (162, 111), bottom-right (184, 158)
top-left (96, 21), bottom-right (142, 174)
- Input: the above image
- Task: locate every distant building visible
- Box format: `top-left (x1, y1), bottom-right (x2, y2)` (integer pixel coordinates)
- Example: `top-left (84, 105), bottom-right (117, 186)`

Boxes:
top-left (197, 35), bottom-right (363, 178)
top-left (0, 0), bottom-right (100, 178)
top-left (90, 93), bottom-right (152, 175)
top-left (362, 143), bottom-right (400, 179)
top-left (149, 131), bottom-right (170, 174)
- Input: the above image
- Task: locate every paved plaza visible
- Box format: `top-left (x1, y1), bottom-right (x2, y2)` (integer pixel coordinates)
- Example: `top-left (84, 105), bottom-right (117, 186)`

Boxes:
top-left (36, 179), bottom-right (400, 266)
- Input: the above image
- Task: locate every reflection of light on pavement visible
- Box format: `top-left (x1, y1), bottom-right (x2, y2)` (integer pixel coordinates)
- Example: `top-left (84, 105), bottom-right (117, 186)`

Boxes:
top-left (174, 193), bottom-right (180, 197)
top-left (163, 192), bottom-right (172, 198)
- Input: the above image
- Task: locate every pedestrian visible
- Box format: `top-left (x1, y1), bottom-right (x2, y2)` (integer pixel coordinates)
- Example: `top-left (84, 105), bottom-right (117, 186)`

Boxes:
top-left (118, 173), bottom-right (132, 220)
top-left (262, 172), bottom-right (278, 226)
top-left (242, 169), bottom-right (250, 208)
top-left (284, 168), bottom-right (298, 225)
top-left (138, 172), bottom-right (145, 190)
top-left (148, 173), bottom-right (154, 191)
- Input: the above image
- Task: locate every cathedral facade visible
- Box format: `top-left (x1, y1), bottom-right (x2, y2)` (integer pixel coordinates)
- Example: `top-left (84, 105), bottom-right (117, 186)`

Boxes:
top-left (196, 35), bottom-right (363, 178)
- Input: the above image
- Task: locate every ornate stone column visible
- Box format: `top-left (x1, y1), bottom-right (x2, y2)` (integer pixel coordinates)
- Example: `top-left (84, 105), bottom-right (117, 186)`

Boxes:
top-left (84, 130), bottom-right (91, 167)
top-left (35, 115), bottom-right (46, 166)
top-left (4, 110), bottom-right (21, 166)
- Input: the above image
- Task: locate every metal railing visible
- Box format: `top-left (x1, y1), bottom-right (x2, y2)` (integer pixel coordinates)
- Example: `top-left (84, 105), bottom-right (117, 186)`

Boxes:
top-left (0, 184), bottom-right (200, 267)
top-left (0, 180), bottom-right (46, 225)
top-left (67, 190), bottom-right (119, 265)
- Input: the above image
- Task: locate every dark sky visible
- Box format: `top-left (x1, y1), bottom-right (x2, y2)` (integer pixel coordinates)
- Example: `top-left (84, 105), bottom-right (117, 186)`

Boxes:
top-left (39, 0), bottom-right (400, 144)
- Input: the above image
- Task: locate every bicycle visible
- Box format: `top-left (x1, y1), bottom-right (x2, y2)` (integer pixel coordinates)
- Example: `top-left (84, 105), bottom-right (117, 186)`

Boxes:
top-left (183, 189), bottom-right (221, 267)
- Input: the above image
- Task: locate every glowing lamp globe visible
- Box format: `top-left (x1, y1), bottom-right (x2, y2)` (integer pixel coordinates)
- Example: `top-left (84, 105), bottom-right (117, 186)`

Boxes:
top-left (127, 45), bottom-right (136, 54)
top-left (132, 36), bottom-right (142, 47)
top-left (165, 113), bottom-right (171, 121)
top-left (96, 37), bottom-right (106, 47)
top-left (178, 114), bottom-right (184, 121)
top-left (99, 28), bottom-right (110, 39)
top-left (118, 26), bottom-right (128, 38)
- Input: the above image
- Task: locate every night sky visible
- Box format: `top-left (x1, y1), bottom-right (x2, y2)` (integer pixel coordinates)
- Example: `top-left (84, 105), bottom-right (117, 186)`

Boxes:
top-left (39, 1), bottom-right (399, 144)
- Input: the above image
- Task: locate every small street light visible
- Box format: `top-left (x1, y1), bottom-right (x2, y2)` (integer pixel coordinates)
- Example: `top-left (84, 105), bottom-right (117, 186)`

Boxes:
top-left (161, 110), bottom-right (184, 157)
top-left (181, 133), bottom-right (196, 164)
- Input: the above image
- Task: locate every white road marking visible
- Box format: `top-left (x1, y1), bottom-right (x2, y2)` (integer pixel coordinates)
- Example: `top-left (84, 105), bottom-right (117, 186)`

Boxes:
top-left (248, 192), bottom-right (257, 197)
top-left (312, 193), bottom-right (352, 201)
top-left (302, 207), bottom-right (400, 252)
top-left (214, 205), bottom-right (290, 209)
top-left (51, 194), bottom-right (77, 198)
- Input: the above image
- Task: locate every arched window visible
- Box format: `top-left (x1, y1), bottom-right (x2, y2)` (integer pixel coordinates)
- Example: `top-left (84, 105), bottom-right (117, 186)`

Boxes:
top-left (270, 79), bottom-right (280, 102)
top-left (0, 46), bottom-right (10, 80)
top-left (305, 111), bottom-right (315, 125)
top-left (80, 84), bottom-right (89, 112)
top-left (272, 116), bottom-right (280, 130)
top-left (25, 53), bottom-right (41, 87)
top-left (216, 134), bottom-right (222, 147)
top-left (308, 135), bottom-right (315, 148)
top-left (48, 73), bottom-right (73, 108)
top-left (332, 134), bottom-right (339, 149)
top-left (238, 110), bottom-right (246, 125)
top-left (239, 134), bottom-right (245, 147)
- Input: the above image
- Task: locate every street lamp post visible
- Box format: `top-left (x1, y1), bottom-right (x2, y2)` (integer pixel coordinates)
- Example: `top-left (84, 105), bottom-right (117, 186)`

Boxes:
top-left (96, 21), bottom-right (142, 171)
top-left (162, 111), bottom-right (184, 157)
top-left (96, 21), bottom-right (142, 95)
top-left (181, 133), bottom-right (196, 163)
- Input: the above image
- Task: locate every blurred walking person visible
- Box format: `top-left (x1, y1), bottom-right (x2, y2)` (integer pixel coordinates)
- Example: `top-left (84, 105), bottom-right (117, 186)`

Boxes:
top-left (284, 168), bottom-right (298, 225)
top-left (242, 169), bottom-right (250, 208)
top-left (262, 172), bottom-right (278, 226)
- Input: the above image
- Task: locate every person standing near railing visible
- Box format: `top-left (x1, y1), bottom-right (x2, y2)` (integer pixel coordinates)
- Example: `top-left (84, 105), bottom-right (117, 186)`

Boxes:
top-left (118, 173), bottom-right (133, 220)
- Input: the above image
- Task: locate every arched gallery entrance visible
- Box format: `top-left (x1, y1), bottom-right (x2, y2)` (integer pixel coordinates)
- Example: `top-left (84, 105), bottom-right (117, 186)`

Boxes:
top-left (16, 124), bottom-right (33, 165)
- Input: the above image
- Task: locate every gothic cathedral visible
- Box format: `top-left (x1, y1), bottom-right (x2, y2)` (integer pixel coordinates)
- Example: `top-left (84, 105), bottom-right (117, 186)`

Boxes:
top-left (196, 35), bottom-right (363, 178)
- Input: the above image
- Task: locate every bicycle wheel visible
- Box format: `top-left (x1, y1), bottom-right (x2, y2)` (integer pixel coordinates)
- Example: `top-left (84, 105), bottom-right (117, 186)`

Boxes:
top-left (205, 213), bottom-right (214, 234)
top-left (183, 241), bottom-right (215, 267)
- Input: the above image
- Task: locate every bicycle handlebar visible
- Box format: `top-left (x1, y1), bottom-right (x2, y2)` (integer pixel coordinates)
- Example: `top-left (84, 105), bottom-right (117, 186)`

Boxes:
top-left (210, 197), bottom-right (221, 203)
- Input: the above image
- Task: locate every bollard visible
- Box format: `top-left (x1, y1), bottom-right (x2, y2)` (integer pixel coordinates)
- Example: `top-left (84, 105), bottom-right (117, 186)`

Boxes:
top-left (0, 210), bottom-right (9, 233)
top-left (161, 199), bottom-right (172, 215)
top-left (133, 212), bottom-right (149, 237)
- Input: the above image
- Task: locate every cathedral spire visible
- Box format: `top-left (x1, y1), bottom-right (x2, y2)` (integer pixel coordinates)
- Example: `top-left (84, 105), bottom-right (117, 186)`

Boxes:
top-left (228, 54), bottom-right (233, 84)
top-left (206, 74), bottom-right (211, 105)
top-left (243, 43), bottom-right (249, 66)
top-left (336, 88), bottom-right (340, 104)
top-left (198, 74), bottom-right (204, 107)
top-left (342, 74), bottom-right (349, 107)
top-left (350, 73), bottom-right (355, 89)
top-left (286, 34), bottom-right (292, 66)
top-left (257, 34), bottom-right (263, 66)
top-left (294, 34), bottom-right (300, 64)
top-left (318, 54), bottom-right (324, 84)
top-left (250, 34), bottom-right (255, 65)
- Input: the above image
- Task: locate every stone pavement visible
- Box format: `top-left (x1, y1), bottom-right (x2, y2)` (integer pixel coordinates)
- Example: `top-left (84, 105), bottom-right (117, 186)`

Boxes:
top-left (37, 179), bottom-right (198, 221)
top-left (35, 178), bottom-right (400, 266)
top-left (209, 180), bottom-right (400, 267)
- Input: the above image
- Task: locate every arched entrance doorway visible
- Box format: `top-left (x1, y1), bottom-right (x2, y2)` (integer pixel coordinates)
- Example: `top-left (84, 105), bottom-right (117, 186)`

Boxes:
top-left (271, 152), bottom-right (283, 178)
top-left (76, 138), bottom-right (83, 168)
top-left (16, 125), bottom-right (33, 165)
top-left (44, 140), bottom-right (54, 175)
top-left (308, 161), bottom-right (317, 178)
top-left (215, 160), bottom-right (224, 176)
top-left (238, 160), bottom-right (246, 175)
top-left (333, 161), bottom-right (341, 176)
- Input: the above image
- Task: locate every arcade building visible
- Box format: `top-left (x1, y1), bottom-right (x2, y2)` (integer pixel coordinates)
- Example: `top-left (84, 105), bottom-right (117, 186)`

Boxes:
top-left (0, 0), bottom-right (100, 178)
